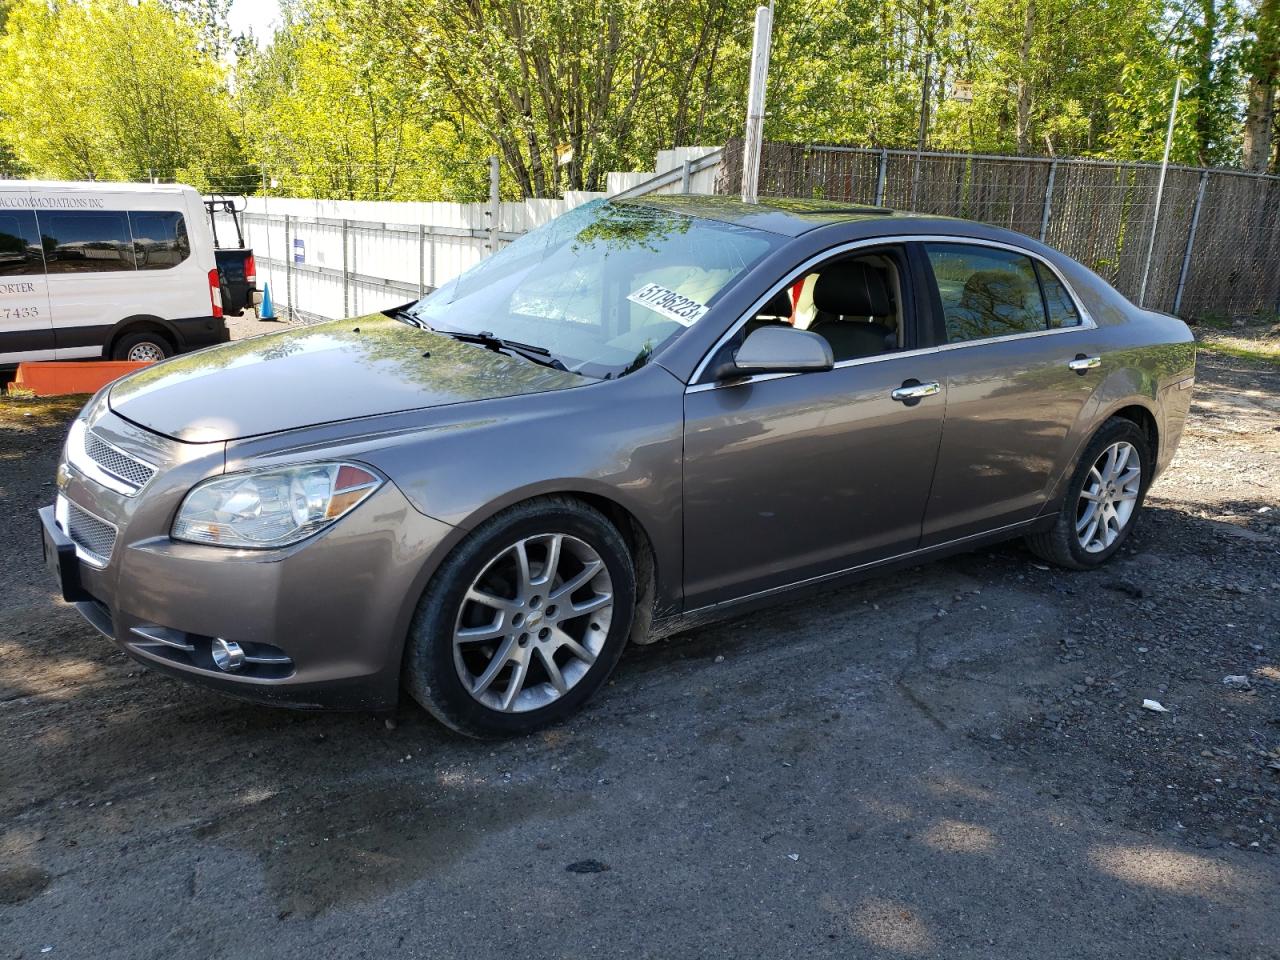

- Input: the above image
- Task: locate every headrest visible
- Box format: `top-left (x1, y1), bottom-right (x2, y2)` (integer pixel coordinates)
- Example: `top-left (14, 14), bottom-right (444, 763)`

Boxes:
top-left (812, 261), bottom-right (890, 317)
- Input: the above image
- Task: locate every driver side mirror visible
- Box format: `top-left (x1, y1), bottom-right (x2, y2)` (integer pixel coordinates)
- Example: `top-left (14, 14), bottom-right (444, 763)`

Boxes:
top-left (715, 325), bottom-right (834, 381)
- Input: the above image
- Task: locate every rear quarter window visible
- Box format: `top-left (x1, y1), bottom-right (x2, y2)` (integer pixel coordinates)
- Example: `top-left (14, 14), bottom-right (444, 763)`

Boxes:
top-left (130, 211), bottom-right (190, 270)
top-left (1036, 262), bottom-right (1083, 328)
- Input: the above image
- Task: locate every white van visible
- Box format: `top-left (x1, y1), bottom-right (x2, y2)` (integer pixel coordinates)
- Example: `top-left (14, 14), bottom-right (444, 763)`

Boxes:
top-left (0, 180), bottom-right (227, 368)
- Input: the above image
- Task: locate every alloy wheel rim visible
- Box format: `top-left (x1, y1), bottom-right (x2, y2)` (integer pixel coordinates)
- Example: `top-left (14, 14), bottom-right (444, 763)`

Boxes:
top-left (128, 342), bottom-right (166, 362)
top-left (453, 533), bottom-right (613, 713)
top-left (1076, 441), bottom-right (1141, 554)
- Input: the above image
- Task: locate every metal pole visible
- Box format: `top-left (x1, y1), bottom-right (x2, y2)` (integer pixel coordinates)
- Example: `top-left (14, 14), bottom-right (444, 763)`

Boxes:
top-left (740, 4), bottom-right (773, 203)
top-left (341, 219), bottom-right (350, 317)
top-left (261, 163), bottom-right (274, 313)
top-left (1039, 161), bottom-right (1057, 241)
top-left (1139, 73), bottom-right (1182, 307)
top-left (487, 155), bottom-right (500, 254)
top-left (874, 148), bottom-right (888, 206)
top-left (911, 50), bottom-right (932, 210)
top-left (418, 223), bottom-right (426, 297)
top-left (1173, 169), bottom-right (1208, 317)
top-left (428, 226), bottom-right (436, 289)
top-left (284, 214), bottom-right (292, 322)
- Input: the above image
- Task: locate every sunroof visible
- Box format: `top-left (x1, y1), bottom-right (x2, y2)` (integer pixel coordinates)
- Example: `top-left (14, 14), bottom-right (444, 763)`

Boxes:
top-left (794, 206), bottom-right (893, 215)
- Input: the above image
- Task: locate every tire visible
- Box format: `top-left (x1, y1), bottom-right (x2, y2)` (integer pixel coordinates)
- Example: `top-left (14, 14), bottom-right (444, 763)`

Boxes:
top-left (404, 497), bottom-right (636, 738)
top-left (111, 330), bottom-right (174, 362)
top-left (1026, 417), bottom-right (1151, 570)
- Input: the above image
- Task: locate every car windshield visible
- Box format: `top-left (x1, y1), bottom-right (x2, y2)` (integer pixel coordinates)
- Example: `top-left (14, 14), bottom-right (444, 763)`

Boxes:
top-left (408, 199), bottom-right (781, 378)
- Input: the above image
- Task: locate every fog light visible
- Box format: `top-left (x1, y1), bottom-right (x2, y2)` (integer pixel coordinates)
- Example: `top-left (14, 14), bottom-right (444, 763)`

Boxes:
top-left (211, 638), bottom-right (245, 672)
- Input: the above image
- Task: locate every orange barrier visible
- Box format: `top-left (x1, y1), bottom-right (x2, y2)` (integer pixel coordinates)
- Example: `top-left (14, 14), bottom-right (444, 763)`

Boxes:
top-left (9, 361), bottom-right (153, 397)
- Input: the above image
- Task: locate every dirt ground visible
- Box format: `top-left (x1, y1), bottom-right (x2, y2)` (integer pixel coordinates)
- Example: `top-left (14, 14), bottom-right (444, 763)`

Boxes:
top-left (1, 345), bottom-right (1277, 959)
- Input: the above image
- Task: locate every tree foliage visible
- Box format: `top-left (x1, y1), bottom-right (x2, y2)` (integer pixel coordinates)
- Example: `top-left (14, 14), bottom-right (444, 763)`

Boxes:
top-left (0, 0), bottom-right (249, 189)
top-left (0, 0), bottom-right (1275, 199)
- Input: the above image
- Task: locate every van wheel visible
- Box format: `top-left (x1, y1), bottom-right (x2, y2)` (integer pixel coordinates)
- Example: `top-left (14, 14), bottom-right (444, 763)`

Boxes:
top-left (112, 331), bottom-right (174, 362)
top-left (404, 497), bottom-right (635, 739)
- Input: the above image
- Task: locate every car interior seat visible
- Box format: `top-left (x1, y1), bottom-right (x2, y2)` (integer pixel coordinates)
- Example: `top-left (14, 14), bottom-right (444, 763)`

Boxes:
top-left (808, 261), bottom-right (896, 361)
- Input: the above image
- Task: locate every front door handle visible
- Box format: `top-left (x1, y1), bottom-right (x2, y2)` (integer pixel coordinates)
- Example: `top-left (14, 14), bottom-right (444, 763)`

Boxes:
top-left (1068, 354), bottom-right (1102, 373)
top-left (891, 380), bottom-right (941, 404)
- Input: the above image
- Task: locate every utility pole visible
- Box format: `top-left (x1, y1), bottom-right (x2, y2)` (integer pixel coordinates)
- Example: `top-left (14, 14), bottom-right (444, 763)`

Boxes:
top-left (740, 4), bottom-right (774, 203)
top-left (1139, 72), bottom-right (1182, 308)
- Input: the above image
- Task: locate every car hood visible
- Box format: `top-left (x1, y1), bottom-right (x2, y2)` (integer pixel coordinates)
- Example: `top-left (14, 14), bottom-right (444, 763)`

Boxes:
top-left (108, 315), bottom-right (588, 443)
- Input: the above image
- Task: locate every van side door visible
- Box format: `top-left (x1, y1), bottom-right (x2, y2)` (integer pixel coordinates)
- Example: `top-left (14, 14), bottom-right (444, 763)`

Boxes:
top-left (0, 200), bottom-right (54, 364)
top-left (37, 198), bottom-right (140, 359)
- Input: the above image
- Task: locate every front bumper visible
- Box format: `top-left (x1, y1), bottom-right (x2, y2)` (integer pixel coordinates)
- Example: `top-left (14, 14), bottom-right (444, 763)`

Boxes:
top-left (43, 410), bottom-right (456, 710)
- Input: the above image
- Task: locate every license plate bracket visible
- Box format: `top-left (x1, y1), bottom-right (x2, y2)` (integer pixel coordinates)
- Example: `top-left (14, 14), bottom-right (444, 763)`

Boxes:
top-left (39, 504), bottom-right (93, 603)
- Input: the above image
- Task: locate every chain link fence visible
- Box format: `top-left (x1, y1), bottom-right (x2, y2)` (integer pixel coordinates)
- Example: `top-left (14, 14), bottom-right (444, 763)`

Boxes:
top-left (717, 139), bottom-right (1280, 320)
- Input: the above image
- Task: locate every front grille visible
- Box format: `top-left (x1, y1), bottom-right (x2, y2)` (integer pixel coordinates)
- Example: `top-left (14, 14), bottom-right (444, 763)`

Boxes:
top-left (85, 431), bottom-right (156, 490)
top-left (65, 501), bottom-right (118, 566)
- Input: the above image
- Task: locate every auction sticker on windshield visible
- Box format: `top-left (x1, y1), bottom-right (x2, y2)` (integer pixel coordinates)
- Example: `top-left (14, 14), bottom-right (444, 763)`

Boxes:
top-left (626, 282), bottom-right (709, 326)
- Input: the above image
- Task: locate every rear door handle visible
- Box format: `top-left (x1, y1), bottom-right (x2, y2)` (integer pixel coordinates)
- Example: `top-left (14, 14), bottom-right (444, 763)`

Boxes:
top-left (890, 380), bottom-right (941, 404)
top-left (1068, 355), bottom-right (1101, 372)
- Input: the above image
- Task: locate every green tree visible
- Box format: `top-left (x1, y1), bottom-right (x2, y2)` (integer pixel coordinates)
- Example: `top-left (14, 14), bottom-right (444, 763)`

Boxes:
top-left (1241, 0), bottom-right (1280, 169)
top-left (0, 0), bottom-right (249, 189)
top-left (237, 0), bottom-right (491, 200)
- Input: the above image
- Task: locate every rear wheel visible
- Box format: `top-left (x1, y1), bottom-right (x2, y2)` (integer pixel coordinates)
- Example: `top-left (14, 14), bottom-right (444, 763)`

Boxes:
top-left (111, 330), bottom-right (174, 362)
top-left (404, 497), bottom-right (635, 738)
top-left (1026, 417), bottom-right (1150, 570)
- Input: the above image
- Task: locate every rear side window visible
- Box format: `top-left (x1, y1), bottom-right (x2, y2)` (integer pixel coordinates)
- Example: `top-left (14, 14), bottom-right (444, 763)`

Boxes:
top-left (925, 244), bottom-right (1044, 343)
top-left (0, 210), bottom-right (44, 277)
top-left (40, 210), bottom-right (136, 273)
top-left (1036, 262), bottom-right (1083, 328)
top-left (130, 211), bottom-right (190, 270)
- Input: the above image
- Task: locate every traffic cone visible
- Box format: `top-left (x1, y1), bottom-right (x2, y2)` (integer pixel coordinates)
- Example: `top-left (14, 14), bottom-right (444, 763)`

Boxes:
top-left (259, 282), bottom-right (276, 320)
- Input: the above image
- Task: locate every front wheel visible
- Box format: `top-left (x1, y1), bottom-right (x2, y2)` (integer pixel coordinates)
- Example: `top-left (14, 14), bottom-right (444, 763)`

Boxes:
top-left (1026, 417), bottom-right (1151, 570)
top-left (404, 497), bottom-right (635, 738)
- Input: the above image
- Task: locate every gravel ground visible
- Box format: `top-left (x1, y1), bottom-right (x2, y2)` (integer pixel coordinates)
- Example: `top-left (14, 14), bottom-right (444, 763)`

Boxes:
top-left (0, 349), bottom-right (1277, 959)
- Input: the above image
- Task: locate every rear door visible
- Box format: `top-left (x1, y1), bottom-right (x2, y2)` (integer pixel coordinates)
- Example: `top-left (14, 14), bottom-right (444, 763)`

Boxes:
top-left (681, 243), bottom-right (949, 608)
top-left (916, 240), bottom-right (1105, 544)
top-left (0, 190), bottom-right (54, 364)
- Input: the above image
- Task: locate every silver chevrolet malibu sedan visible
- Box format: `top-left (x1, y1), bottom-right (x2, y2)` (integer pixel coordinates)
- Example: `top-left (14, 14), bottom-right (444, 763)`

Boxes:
top-left (40, 197), bottom-right (1195, 737)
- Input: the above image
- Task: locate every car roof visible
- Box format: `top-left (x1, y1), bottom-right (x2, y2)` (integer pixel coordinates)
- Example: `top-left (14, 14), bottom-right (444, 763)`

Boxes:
top-left (621, 194), bottom-right (953, 237)
top-left (0, 179), bottom-right (197, 195)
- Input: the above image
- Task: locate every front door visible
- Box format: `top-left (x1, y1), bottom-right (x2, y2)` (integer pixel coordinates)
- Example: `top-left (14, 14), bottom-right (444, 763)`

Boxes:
top-left (681, 246), bottom-right (948, 608)
top-left (0, 204), bottom-right (53, 364)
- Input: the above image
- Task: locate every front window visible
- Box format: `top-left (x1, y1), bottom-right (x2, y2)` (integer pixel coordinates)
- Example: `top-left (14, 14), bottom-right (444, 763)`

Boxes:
top-left (409, 200), bottom-right (782, 378)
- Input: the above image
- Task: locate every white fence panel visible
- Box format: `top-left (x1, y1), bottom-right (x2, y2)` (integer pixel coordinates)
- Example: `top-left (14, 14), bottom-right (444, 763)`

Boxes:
top-left (207, 148), bottom-right (724, 324)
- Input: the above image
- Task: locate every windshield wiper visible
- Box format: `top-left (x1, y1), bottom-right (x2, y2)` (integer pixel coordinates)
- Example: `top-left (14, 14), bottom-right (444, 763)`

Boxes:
top-left (386, 304), bottom-right (428, 329)
top-left (443, 330), bottom-right (568, 371)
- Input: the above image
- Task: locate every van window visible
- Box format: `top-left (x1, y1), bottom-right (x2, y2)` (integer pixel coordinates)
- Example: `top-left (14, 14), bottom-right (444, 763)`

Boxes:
top-left (0, 210), bottom-right (45, 277)
top-left (130, 211), bottom-right (190, 270)
top-left (40, 210), bottom-right (136, 273)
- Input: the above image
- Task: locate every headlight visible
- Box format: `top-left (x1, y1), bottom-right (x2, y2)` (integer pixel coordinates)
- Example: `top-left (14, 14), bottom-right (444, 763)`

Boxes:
top-left (172, 462), bottom-right (382, 548)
